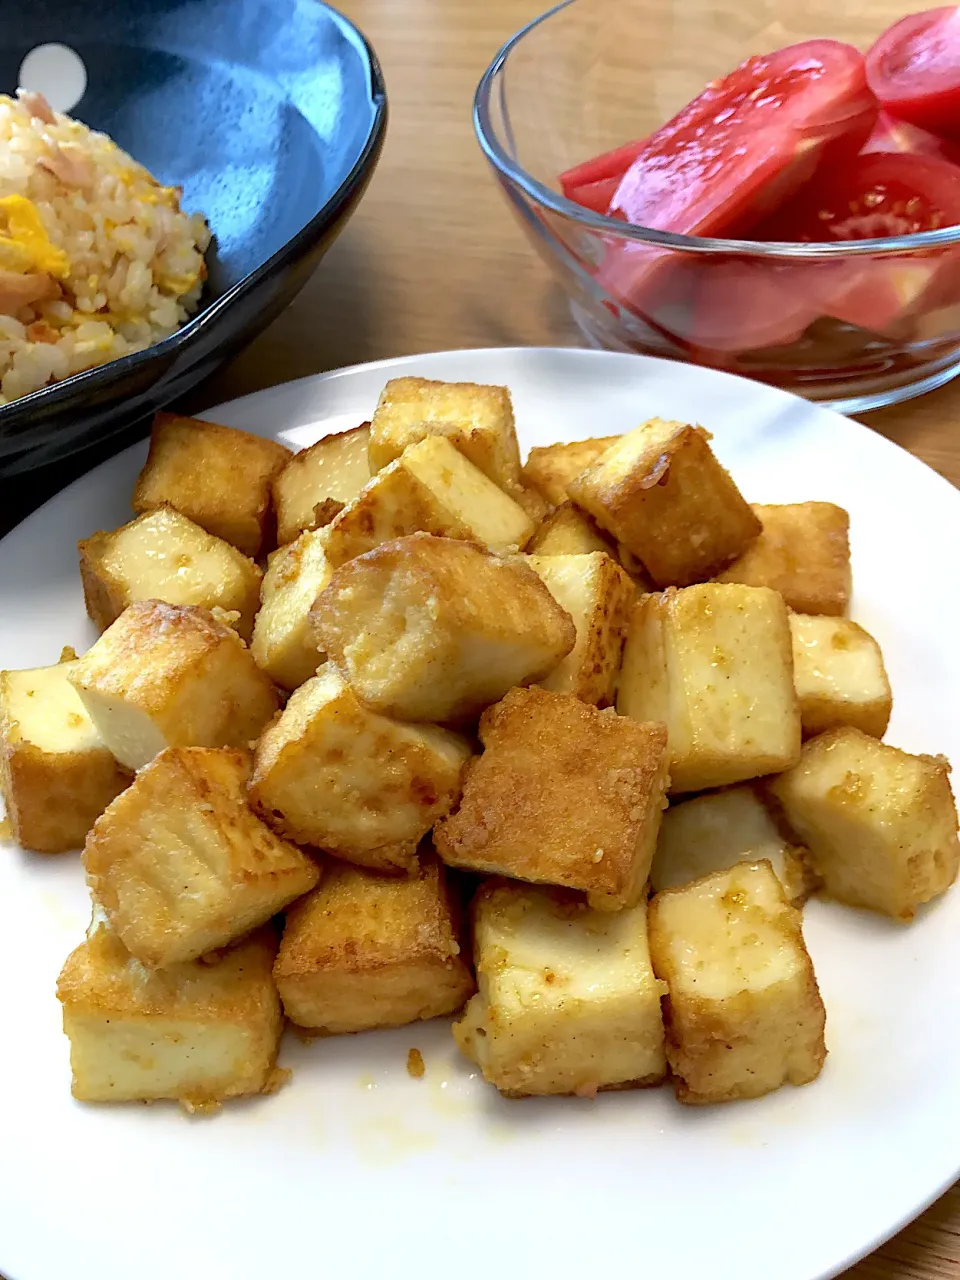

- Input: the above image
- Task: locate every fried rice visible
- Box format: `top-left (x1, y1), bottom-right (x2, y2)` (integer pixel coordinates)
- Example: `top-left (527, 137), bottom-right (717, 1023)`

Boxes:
top-left (0, 90), bottom-right (210, 404)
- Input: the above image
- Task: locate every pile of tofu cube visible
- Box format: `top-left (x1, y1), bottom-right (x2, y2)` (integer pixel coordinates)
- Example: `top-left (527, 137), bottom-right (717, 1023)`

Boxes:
top-left (2, 376), bottom-right (958, 1113)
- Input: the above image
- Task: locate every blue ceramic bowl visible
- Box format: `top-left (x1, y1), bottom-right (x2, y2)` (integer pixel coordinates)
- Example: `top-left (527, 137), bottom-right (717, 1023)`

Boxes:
top-left (0, 0), bottom-right (386, 476)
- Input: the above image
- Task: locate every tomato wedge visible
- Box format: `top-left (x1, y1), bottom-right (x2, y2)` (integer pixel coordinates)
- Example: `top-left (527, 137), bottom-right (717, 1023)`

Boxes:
top-left (559, 139), bottom-right (646, 197)
top-left (866, 7), bottom-right (960, 138)
top-left (682, 259), bottom-right (828, 353)
top-left (597, 40), bottom-right (877, 308)
top-left (754, 152), bottom-right (960, 332)
top-left (565, 175), bottom-right (622, 214)
top-left (610, 41), bottom-right (877, 236)
top-left (862, 108), bottom-right (960, 163)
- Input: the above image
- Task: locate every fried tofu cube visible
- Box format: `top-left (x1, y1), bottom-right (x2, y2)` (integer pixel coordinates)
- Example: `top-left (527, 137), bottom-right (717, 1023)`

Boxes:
top-left (714, 503), bottom-right (851, 615)
top-left (569, 419), bottom-right (761, 588)
top-left (272, 423), bottom-right (371, 547)
top-left (132, 412), bottom-right (291, 558)
top-left (57, 921), bottom-right (282, 1106)
top-left (435, 687), bottom-right (668, 910)
top-left (250, 529), bottom-right (332, 690)
top-left (314, 534), bottom-right (575, 722)
top-left (769, 728), bottom-right (960, 920)
top-left (68, 601), bottom-right (280, 772)
top-left (84, 747), bottom-right (320, 967)
top-left (618, 584), bottom-right (801, 793)
top-left (0, 661), bottom-right (130, 853)
top-left (274, 855), bottom-right (473, 1032)
top-left (250, 664), bottom-right (471, 871)
top-left (522, 436), bottom-right (623, 508)
top-left (651, 786), bottom-right (815, 904)
top-left (525, 552), bottom-right (633, 706)
top-left (790, 614), bottom-right (891, 739)
top-left (454, 880), bottom-right (666, 1096)
top-left (369, 376), bottom-right (523, 492)
top-left (323, 435), bottom-right (534, 568)
top-left (648, 860), bottom-right (826, 1104)
top-left (526, 501), bottom-right (617, 557)
top-left (78, 507), bottom-right (262, 641)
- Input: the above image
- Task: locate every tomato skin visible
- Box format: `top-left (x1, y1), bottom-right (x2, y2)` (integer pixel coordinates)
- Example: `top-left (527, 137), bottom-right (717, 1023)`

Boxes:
top-left (559, 139), bottom-right (646, 194)
top-left (610, 41), bottom-right (877, 238)
top-left (861, 109), bottom-right (960, 163)
top-left (564, 175), bottom-right (621, 214)
top-left (596, 41), bottom-right (876, 311)
top-left (683, 259), bottom-right (827, 353)
top-left (866, 7), bottom-right (960, 138)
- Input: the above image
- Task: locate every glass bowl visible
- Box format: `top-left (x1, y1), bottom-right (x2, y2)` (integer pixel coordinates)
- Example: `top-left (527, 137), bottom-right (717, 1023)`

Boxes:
top-left (474, 0), bottom-right (960, 412)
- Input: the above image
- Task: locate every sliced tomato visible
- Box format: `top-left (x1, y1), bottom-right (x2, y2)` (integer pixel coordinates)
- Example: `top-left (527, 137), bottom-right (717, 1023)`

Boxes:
top-left (862, 108), bottom-right (960, 162)
top-left (559, 139), bottom-right (647, 195)
top-left (681, 258), bottom-right (829, 353)
top-left (610, 41), bottom-right (877, 236)
top-left (565, 175), bottom-right (621, 214)
top-left (866, 7), bottom-right (960, 138)
top-left (598, 40), bottom-right (877, 308)
top-left (754, 152), bottom-right (960, 332)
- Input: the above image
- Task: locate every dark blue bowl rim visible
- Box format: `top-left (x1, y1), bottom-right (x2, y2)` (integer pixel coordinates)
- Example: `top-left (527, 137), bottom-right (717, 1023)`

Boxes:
top-left (0, 1), bottom-right (387, 428)
top-left (473, 0), bottom-right (960, 258)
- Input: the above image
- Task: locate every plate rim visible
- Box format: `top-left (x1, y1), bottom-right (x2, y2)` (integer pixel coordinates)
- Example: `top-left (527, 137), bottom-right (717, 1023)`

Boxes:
top-left (1, 345), bottom-right (958, 1280)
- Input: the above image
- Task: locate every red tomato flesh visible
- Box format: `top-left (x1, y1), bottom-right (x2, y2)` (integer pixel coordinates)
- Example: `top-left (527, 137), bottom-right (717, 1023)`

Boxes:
top-left (559, 139), bottom-right (646, 195)
top-left (597, 40), bottom-right (876, 308)
top-left (862, 108), bottom-right (960, 163)
top-left (610, 40), bottom-right (877, 237)
top-left (866, 7), bottom-right (960, 138)
top-left (565, 175), bottom-right (622, 214)
top-left (753, 152), bottom-right (960, 331)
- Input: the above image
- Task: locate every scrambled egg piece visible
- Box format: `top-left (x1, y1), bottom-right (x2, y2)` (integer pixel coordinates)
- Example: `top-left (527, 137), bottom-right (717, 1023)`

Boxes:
top-left (0, 195), bottom-right (69, 277)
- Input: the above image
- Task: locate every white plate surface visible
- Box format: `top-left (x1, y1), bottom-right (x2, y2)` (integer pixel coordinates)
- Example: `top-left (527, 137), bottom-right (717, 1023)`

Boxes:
top-left (1, 348), bottom-right (958, 1280)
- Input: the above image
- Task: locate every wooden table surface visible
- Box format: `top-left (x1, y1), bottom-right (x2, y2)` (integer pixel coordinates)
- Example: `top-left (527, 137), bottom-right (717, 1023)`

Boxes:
top-left (6, 1), bottom-right (960, 1276)
top-left (201, 4), bottom-right (960, 1278)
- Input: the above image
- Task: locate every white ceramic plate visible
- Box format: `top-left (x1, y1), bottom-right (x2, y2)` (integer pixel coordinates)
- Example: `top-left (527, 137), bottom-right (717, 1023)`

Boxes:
top-left (1, 348), bottom-right (959, 1280)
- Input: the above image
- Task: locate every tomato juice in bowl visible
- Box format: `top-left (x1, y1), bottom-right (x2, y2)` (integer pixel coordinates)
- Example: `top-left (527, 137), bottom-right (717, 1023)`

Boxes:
top-left (474, 0), bottom-right (960, 411)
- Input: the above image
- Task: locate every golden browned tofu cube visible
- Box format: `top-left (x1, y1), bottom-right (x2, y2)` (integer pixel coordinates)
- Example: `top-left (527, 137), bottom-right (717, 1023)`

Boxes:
top-left (78, 507), bottom-right (262, 641)
top-left (132, 412), bottom-right (291, 558)
top-left (369, 376), bottom-right (523, 494)
top-left (57, 921), bottom-right (282, 1106)
top-left (649, 860), bottom-right (826, 1104)
top-left (454, 880), bottom-right (666, 1097)
top-left (274, 855), bottom-right (473, 1032)
top-left (790, 614), bottom-right (892, 739)
top-left (435, 687), bottom-right (668, 910)
top-left (250, 663), bottom-right (471, 871)
top-left (618, 584), bottom-right (801, 793)
top-left (84, 747), bottom-right (319, 967)
top-left (651, 786), bottom-right (815, 904)
top-left (68, 601), bottom-right (280, 772)
top-left (272, 423), bottom-right (371, 547)
top-left (526, 552), bottom-right (633, 706)
top-left (314, 534), bottom-right (575, 722)
top-left (715, 503), bottom-right (851, 616)
top-left (769, 728), bottom-right (960, 920)
top-left (569, 419), bottom-right (761, 588)
top-left (526, 501), bottom-right (617, 557)
top-left (250, 529), bottom-right (332, 690)
top-left (522, 436), bottom-right (622, 508)
top-left (0, 661), bottom-right (130, 853)
top-left (323, 435), bottom-right (534, 568)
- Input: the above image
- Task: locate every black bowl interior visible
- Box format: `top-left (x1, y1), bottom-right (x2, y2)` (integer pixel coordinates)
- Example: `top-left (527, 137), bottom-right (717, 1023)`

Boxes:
top-left (0, 0), bottom-right (385, 473)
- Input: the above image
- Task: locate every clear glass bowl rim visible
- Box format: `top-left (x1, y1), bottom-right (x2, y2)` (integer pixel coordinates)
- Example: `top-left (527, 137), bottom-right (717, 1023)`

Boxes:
top-left (473, 0), bottom-right (960, 259)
